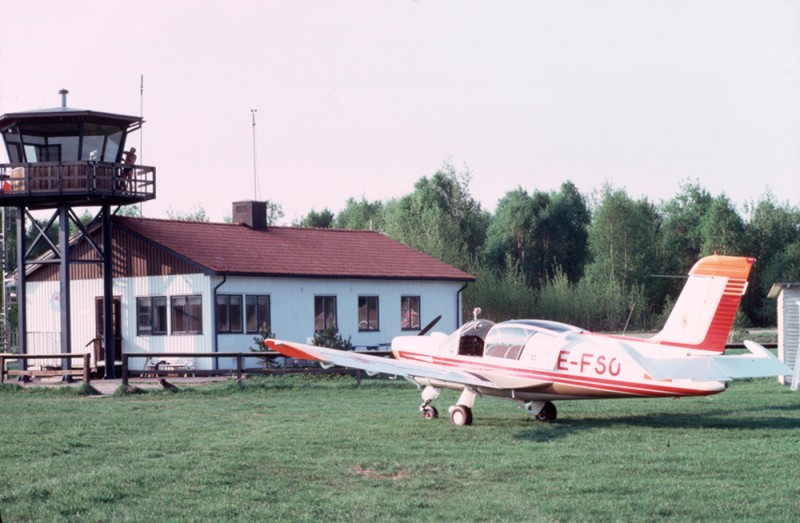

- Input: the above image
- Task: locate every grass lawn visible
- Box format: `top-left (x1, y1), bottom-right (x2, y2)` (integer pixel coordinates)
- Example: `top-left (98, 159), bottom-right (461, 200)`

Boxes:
top-left (1, 376), bottom-right (799, 522)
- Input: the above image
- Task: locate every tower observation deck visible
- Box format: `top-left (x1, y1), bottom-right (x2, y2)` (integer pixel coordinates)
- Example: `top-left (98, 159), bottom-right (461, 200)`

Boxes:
top-left (0, 91), bottom-right (155, 207)
top-left (0, 90), bottom-right (156, 378)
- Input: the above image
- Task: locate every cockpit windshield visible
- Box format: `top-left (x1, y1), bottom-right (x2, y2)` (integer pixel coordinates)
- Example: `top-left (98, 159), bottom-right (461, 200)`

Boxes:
top-left (484, 326), bottom-right (535, 360)
top-left (440, 319), bottom-right (495, 357)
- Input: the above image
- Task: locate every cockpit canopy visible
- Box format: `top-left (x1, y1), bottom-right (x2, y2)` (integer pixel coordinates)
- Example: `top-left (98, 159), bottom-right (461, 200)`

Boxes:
top-left (446, 318), bottom-right (584, 360)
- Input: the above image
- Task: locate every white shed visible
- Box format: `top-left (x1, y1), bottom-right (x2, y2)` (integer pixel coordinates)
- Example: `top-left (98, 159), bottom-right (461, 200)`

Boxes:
top-left (767, 283), bottom-right (800, 387)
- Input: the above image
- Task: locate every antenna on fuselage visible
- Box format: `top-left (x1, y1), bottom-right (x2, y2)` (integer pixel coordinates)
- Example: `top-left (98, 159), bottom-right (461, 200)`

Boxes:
top-left (473, 308), bottom-right (481, 321)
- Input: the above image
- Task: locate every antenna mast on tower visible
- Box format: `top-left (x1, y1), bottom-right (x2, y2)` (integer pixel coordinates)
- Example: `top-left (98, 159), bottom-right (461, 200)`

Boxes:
top-left (139, 74), bottom-right (144, 216)
top-left (139, 75), bottom-right (144, 160)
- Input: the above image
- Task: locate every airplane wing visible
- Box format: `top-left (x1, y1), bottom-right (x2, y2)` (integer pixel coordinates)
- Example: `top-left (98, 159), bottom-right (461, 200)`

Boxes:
top-left (264, 339), bottom-right (551, 390)
top-left (618, 340), bottom-right (792, 381)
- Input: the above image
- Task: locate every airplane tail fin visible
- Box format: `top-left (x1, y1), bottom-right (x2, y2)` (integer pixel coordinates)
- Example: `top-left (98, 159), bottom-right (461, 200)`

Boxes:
top-left (651, 255), bottom-right (754, 353)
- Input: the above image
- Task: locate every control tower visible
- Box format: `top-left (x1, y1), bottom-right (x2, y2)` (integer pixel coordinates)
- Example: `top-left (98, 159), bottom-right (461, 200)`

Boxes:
top-left (0, 90), bottom-right (156, 378)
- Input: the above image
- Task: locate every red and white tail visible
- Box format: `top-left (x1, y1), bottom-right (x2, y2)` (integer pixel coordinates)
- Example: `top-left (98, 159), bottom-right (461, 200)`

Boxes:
top-left (651, 255), bottom-right (754, 353)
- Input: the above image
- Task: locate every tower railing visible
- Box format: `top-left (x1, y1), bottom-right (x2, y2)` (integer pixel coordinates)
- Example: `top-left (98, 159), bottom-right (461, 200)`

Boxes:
top-left (0, 161), bottom-right (155, 204)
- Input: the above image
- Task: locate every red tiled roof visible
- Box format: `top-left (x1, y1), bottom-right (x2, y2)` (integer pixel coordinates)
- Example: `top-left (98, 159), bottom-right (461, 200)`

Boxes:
top-left (115, 217), bottom-right (474, 281)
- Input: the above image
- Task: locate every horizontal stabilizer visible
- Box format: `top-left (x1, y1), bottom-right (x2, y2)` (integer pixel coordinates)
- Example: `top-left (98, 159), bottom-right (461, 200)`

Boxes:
top-left (620, 341), bottom-right (791, 381)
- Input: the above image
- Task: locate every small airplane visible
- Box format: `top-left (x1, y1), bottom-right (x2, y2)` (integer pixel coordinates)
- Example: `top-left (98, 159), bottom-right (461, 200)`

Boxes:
top-left (265, 255), bottom-right (791, 426)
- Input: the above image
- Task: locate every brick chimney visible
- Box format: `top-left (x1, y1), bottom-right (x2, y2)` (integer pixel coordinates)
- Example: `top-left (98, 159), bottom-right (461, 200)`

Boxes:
top-left (233, 201), bottom-right (267, 230)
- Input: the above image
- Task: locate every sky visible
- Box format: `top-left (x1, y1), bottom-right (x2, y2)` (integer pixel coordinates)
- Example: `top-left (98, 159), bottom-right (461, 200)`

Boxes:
top-left (1, 0), bottom-right (798, 224)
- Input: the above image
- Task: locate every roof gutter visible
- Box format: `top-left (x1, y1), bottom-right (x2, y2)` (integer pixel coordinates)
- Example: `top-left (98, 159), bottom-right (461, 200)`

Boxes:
top-left (456, 281), bottom-right (469, 329)
top-left (211, 275), bottom-right (227, 371)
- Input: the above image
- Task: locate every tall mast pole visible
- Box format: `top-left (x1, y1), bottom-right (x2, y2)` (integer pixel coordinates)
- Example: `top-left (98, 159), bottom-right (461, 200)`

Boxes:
top-left (139, 75), bottom-right (144, 159)
top-left (251, 109), bottom-right (258, 200)
top-left (139, 74), bottom-right (144, 216)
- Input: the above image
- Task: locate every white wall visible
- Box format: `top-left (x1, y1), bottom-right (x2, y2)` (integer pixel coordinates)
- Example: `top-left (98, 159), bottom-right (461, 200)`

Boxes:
top-left (26, 274), bottom-right (212, 370)
top-left (777, 287), bottom-right (800, 386)
top-left (214, 276), bottom-right (464, 369)
top-left (25, 274), bottom-right (466, 372)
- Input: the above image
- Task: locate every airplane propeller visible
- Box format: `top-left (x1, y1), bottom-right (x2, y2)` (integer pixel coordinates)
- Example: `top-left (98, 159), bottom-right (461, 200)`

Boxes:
top-left (418, 315), bottom-right (442, 336)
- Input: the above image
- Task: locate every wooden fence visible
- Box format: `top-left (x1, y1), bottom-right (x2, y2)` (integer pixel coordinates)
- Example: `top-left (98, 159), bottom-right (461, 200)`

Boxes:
top-left (0, 353), bottom-right (91, 384)
top-left (0, 350), bottom-right (394, 386)
top-left (119, 351), bottom-right (388, 387)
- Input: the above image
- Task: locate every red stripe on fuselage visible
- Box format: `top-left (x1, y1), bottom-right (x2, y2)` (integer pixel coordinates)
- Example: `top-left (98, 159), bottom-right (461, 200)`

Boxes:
top-left (396, 351), bottom-right (721, 398)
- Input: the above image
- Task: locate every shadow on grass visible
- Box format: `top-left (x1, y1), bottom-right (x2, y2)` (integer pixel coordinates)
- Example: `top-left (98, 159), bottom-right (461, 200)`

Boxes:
top-left (512, 408), bottom-right (800, 442)
top-left (762, 403), bottom-right (800, 413)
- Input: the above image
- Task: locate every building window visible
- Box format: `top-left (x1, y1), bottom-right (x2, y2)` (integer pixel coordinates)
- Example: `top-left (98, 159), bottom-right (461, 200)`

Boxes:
top-left (314, 296), bottom-right (337, 331)
top-left (137, 296), bottom-right (167, 335)
top-left (172, 295), bottom-right (203, 334)
top-left (401, 296), bottom-right (420, 330)
top-left (217, 295), bottom-right (243, 334)
top-left (246, 295), bottom-right (271, 334)
top-left (358, 296), bottom-right (379, 331)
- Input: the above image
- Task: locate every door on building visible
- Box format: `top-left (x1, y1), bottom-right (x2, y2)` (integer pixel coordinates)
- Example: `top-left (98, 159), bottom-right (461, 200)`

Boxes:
top-left (94, 296), bottom-right (122, 370)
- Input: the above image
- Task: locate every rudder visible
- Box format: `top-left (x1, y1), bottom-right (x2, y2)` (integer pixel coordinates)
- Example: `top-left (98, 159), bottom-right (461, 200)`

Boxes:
top-left (651, 255), bottom-right (754, 352)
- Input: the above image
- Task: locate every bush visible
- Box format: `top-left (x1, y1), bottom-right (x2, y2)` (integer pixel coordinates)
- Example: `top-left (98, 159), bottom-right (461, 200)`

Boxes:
top-left (534, 271), bottom-right (657, 332)
top-left (249, 323), bottom-right (281, 368)
top-left (312, 326), bottom-right (353, 350)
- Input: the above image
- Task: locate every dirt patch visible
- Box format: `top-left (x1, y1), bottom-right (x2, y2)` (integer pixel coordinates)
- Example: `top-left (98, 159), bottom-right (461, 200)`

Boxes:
top-left (354, 466), bottom-right (410, 481)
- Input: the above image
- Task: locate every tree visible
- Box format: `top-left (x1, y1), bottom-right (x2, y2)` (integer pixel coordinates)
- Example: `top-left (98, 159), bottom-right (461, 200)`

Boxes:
top-left (586, 185), bottom-right (665, 309)
top-left (659, 181), bottom-right (713, 274)
top-left (167, 204), bottom-right (210, 222)
top-left (297, 208), bottom-right (334, 228)
top-left (249, 323), bottom-right (281, 368)
top-left (485, 182), bottom-right (590, 288)
top-left (744, 193), bottom-right (800, 262)
top-left (483, 187), bottom-right (540, 282)
top-left (383, 162), bottom-right (488, 269)
top-left (762, 241), bottom-right (800, 289)
top-left (743, 193), bottom-right (800, 324)
top-left (312, 326), bottom-right (353, 350)
top-left (744, 192), bottom-right (800, 260)
top-left (384, 198), bottom-right (466, 267)
top-left (545, 181), bottom-right (591, 283)
top-left (462, 260), bottom-right (534, 322)
top-left (334, 197), bottom-right (385, 231)
top-left (115, 204), bottom-right (142, 218)
top-left (698, 195), bottom-right (745, 256)
top-left (265, 200), bottom-right (284, 226)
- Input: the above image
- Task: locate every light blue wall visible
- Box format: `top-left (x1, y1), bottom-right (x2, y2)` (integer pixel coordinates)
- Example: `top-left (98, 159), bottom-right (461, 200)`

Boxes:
top-left (25, 274), bottom-right (467, 371)
top-left (214, 276), bottom-right (465, 369)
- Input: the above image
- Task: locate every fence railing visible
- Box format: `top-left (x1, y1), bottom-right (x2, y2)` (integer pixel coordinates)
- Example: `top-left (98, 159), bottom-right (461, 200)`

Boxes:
top-left (0, 350), bottom-right (394, 386)
top-left (121, 351), bottom-right (393, 387)
top-left (0, 161), bottom-right (156, 200)
top-left (0, 353), bottom-right (91, 384)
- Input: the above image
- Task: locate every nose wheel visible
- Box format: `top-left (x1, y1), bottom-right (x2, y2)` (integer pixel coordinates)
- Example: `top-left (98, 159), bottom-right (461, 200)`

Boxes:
top-left (421, 405), bottom-right (439, 420)
top-left (419, 385), bottom-right (441, 420)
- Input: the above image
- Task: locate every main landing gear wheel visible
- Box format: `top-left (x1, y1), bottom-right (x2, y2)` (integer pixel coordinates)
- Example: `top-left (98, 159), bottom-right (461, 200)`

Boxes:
top-left (536, 401), bottom-right (558, 422)
top-left (421, 405), bottom-right (439, 420)
top-left (449, 405), bottom-right (473, 426)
